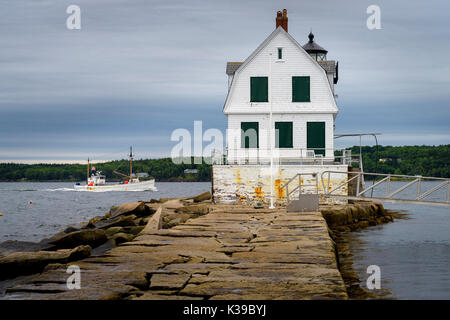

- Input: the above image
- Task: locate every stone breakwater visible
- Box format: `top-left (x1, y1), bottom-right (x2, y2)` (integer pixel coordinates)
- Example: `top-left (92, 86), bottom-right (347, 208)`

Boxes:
top-left (0, 192), bottom-right (394, 300)
top-left (321, 200), bottom-right (397, 299)
top-left (321, 201), bottom-right (394, 232)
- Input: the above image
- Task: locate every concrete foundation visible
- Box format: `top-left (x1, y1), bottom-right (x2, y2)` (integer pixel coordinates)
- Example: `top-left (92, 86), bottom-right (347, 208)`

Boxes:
top-left (287, 194), bottom-right (319, 212)
top-left (212, 164), bottom-right (349, 205)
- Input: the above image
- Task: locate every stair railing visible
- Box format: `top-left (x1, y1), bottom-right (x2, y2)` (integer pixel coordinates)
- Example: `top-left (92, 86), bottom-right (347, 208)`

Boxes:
top-left (281, 173), bottom-right (319, 204)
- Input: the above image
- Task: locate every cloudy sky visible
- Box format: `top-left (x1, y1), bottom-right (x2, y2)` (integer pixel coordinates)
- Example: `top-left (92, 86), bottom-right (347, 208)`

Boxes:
top-left (0, 0), bottom-right (449, 162)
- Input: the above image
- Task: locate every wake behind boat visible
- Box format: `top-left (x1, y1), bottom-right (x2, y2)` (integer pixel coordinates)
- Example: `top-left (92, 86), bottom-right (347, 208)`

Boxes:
top-left (74, 147), bottom-right (157, 192)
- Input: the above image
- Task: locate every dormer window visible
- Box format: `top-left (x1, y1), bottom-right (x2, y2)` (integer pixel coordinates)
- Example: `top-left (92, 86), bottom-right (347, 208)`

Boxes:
top-left (278, 48), bottom-right (283, 60)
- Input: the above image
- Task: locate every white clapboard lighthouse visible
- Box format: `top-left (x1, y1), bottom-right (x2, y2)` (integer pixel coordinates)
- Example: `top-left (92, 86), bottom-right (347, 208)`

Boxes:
top-left (213, 9), bottom-right (348, 205)
top-left (224, 9), bottom-right (339, 164)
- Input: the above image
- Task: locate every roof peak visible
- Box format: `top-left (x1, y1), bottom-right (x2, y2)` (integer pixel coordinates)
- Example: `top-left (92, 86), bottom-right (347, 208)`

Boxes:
top-left (303, 31), bottom-right (327, 54)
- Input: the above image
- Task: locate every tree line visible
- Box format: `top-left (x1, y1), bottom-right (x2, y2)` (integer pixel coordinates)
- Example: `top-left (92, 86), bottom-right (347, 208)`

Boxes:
top-left (348, 144), bottom-right (450, 178)
top-left (0, 158), bottom-right (212, 182)
top-left (0, 145), bottom-right (448, 182)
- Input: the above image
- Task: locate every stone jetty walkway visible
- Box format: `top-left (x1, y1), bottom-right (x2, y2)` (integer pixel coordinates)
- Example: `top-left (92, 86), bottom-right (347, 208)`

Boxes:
top-left (2, 204), bottom-right (348, 300)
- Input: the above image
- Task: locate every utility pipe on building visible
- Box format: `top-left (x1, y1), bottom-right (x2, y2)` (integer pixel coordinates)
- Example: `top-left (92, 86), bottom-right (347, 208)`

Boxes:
top-left (269, 52), bottom-right (275, 209)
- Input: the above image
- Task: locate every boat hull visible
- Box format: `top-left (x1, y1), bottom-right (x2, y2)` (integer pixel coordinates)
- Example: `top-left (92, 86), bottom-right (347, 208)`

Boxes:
top-left (74, 179), bottom-right (157, 192)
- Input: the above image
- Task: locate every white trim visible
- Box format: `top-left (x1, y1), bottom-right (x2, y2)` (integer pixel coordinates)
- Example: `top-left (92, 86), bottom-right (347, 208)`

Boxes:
top-left (225, 110), bottom-right (338, 115)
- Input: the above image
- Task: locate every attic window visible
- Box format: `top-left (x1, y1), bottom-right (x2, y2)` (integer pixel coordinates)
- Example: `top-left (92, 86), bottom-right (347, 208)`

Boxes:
top-left (278, 48), bottom-right (283, 60)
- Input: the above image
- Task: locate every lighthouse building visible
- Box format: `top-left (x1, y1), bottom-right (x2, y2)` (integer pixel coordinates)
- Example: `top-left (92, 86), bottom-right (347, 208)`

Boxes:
top-left (224, 9), bottom-right (338, 164)
top-left (213, 10), bottom-right (348, 205)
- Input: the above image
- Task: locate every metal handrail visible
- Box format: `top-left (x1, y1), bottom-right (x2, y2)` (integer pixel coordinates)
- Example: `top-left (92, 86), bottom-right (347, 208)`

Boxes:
top-left (221, 147), bottom-right (336, 165)
top-left (320, 170), bottom-right (450, 206)
top-left (281, 172), bottom-right (318, 204)
top-left (212, 147), bottom-right (362, 166)
top-left (322, 170), bottom-right (450, 182)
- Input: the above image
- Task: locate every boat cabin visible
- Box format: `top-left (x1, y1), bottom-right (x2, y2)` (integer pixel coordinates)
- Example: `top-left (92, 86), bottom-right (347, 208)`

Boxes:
top-left (88, 172), bottom-right (106, 186)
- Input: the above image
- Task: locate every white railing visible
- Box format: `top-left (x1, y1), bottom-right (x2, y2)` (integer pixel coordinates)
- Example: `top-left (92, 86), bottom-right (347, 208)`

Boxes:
top-left (211, 148), bottom-right (361, 166)
top-left (320, 170), bottom-right (450, 206)
top-left (281, 173), bottom-right (319, 204)
top-left (213, 147), bottom-right (340, 165)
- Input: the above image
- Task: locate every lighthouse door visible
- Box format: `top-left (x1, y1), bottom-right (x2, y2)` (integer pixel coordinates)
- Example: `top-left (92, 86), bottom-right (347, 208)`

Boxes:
top-left (307, 122), bottom-right (325, 156)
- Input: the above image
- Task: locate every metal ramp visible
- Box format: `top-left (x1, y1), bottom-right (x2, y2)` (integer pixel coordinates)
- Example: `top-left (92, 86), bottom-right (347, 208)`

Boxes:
top-left (321, 170), bottom-right (450, 207)
top-left (282, 173), bottom-right (319, 212)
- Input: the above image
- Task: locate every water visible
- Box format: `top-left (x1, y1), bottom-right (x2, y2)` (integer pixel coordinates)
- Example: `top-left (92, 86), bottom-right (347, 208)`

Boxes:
top-left (0, 181), bottom-right (449, 299)
top-left (347, 180), bottom-right (450, 299)
top-left (0, 182), bottom-right (211, 242)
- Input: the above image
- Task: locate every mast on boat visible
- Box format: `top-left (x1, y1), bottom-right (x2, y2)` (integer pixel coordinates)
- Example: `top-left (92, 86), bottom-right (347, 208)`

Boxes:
top-left (129, 146), bottom-right (133, 183)
top-left (86, 158), bottom-right (90, 184)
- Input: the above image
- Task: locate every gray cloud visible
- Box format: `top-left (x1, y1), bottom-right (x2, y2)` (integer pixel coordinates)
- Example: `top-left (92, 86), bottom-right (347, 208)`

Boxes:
top-left (0, 0), bottom-right (449, 161)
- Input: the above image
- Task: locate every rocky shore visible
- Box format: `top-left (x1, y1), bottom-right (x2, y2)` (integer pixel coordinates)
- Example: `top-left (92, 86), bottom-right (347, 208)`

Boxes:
top-left (320, 201), bottom-right (400, 299)
top-left (0, 192), bottom-right (212, 282)
top-left (0, 193), bottom-right (396, 300)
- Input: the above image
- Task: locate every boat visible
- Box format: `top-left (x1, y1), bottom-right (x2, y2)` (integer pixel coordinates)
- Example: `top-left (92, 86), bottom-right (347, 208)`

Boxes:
top-left (74, 147), bottom-right (157, 192)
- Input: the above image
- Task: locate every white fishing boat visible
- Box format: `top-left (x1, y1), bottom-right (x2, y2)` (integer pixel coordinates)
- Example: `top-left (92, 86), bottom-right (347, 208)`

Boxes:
top-left (74, 147), bottom-right (157, 192)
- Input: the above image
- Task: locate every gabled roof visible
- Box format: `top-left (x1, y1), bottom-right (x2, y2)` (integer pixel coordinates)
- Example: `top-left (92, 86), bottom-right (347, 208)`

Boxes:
top-left (223, 26), bottom-right (338, 113)
top-left (226, 62), bottom-right (243, 75)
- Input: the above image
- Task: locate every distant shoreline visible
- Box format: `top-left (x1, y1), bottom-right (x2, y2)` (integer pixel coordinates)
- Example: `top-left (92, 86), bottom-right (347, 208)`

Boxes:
top-left (0, 145), bottom-right (448, 182)
top-left (0, 179), bottom-right (211, 183)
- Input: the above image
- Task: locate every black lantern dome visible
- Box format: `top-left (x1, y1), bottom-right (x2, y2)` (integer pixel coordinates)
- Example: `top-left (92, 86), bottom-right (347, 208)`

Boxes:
top-left (302, 31), bottom-right (328, 61)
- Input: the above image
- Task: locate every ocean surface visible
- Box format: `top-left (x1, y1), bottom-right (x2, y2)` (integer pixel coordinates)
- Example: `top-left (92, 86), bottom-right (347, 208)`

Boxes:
top-left (0, 182), bottom-right (211, 243)
top-left (0, 181), bottom-right (449, 299)
top-left (346, 180), bottom-right (450, 299)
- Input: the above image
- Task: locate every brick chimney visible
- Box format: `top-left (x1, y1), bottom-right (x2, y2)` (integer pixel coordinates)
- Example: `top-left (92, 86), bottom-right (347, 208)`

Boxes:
top-left (275, 9), bottom-right (288, 32)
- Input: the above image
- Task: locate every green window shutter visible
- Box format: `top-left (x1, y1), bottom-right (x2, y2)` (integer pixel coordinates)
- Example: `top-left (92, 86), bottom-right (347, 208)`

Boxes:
top-left (307, 122), bottom-right (325, 155)
top-left (275, 122), bottom-right (293, 148)
top-left (292, 76), bottom-right (310, 102)
top-left (250, 77), bottom-right (268, 102)
top-left (241, 122), bottom-right (259, 148)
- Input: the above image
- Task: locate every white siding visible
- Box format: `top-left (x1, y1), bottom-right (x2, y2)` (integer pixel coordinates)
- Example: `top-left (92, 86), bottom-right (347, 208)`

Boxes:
top-left (224, 30), bottom-right (337, 115)
top-left (223, 27), bottom-right (338, 164)
top-left (227, 113), bottom-right (334, 161)
top-left (327, 73), bottom-right (334, 93)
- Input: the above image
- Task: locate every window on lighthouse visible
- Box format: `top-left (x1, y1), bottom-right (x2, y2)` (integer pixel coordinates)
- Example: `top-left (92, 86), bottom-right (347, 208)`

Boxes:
top-left (250, 77), bottom-right (268, 102)
top-left (275, 122), bottom-right (293, 148)
top-left (241, 122), bottom-right (259, 148)
top-left (317, 53), bottom-right (327, 61)
top-left (292, 76), bottom-right (310, 102)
